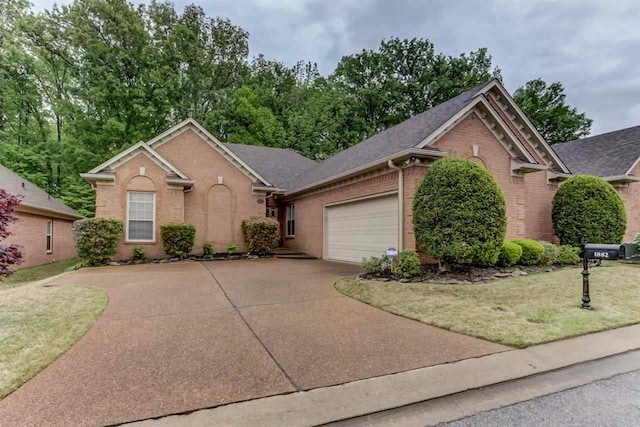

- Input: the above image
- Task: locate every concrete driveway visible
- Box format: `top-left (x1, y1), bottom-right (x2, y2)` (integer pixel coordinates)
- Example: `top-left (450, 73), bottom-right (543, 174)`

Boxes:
top-left (0, 259), bottom-right (507, 426)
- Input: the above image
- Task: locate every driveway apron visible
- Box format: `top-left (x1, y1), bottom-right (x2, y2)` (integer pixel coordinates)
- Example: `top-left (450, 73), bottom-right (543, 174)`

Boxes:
top-left (0, 259), bottom-right (507, 426)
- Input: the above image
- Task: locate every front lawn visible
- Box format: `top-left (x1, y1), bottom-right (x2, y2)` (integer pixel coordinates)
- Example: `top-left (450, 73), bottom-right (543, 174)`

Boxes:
top-left (336, 263), bottom-right (640, 348)
top-left (0, 258), bottom-right (80, 290)
top-left (0, 282), bottom-right (107, 398)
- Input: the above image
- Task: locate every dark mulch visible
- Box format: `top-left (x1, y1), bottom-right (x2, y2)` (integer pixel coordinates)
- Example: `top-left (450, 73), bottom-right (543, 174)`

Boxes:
top-left (101, 253), bottom-right (270, 267)
top-left (362, 263), bottom-right (578, 284)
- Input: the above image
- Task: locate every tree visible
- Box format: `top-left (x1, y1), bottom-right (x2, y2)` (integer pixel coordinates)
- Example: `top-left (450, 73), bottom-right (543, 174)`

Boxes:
top-left (331, 38), bottom-right (501, 138)
top-left (513, 78), bottom-right (592, 144)
top-left (552, 175), bottom-right (626, 246)
top-left (0, 188), bottom-right (23, 277)
top-left (413, 158), bottom-right (507, 269)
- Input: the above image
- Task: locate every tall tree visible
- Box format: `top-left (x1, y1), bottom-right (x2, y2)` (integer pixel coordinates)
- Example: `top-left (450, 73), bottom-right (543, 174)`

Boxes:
top-left (147, 1), bottom-right (250, 131)
top-left (330, 38), bottom-right (502, 137)
top-left (513, 78), bottom-right (592, 144)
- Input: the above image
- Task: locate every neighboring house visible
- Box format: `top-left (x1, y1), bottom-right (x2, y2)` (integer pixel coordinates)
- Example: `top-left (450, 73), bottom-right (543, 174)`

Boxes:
top-left (553, 126), bottom-right (640, 241)
top-left (83, 79), bottom-right (579, 263)
top-left (1, 164), bottom-right (84, 268)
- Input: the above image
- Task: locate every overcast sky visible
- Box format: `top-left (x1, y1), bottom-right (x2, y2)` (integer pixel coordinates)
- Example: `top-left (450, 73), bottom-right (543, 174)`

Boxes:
top-left (33, 0), bottom-right (640, 135)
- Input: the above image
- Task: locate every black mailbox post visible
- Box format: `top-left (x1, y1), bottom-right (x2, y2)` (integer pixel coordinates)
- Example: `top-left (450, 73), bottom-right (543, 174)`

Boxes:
top-left (580, 241), bottom-right (625, 309)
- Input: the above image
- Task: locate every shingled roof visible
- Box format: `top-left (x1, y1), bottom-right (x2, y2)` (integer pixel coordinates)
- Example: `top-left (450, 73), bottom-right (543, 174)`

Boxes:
top-left (287, 80), bottom-right (495, 193)
top-left (224, 143), bottom-right (317, 189)
top-left (552, 125), bottom-right (640, 177)
top-left (0, 164), bottom-right (84, 219)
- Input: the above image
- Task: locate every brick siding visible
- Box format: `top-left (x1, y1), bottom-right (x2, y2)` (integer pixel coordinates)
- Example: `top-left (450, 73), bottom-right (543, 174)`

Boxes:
top-left (5, 212), bottom-right (76, 268)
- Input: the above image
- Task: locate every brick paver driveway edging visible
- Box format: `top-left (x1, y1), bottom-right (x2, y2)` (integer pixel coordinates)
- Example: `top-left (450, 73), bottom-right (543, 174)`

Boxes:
top-left (0, 259), bottom-right (507, 426)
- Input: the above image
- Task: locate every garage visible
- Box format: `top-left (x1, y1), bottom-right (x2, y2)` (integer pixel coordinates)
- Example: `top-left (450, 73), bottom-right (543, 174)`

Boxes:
top-left (324, 194), bottom-right (399, 263)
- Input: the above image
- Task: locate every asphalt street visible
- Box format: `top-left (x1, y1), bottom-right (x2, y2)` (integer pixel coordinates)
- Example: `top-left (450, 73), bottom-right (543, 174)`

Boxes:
top-left (447, 369), bottom-right (640, 427)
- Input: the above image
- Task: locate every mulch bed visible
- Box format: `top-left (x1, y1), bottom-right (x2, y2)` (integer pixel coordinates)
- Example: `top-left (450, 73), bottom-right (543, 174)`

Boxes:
top-left (362, 263), bottom-right (578, 284)
top-left (106, 253), bottom-right (269, 267)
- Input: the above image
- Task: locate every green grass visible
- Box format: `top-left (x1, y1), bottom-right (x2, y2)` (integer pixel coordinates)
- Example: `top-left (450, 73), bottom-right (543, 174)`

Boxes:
top-left (0, 282), bottom-right (107, 398)
top-left (336, 263), bottom-right (640, 348)
top-left (0, 259), bottom-right (80, 290)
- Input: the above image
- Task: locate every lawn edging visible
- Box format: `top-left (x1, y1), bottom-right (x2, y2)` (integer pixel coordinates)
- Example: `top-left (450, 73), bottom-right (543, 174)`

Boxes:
top-left (127, 324), bottom-right (640, 427)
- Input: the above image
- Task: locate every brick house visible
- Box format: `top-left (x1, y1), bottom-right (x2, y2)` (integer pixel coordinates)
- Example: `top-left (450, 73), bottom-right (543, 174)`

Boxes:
top-left (82, 79), bottom-right (619, 263)
top-left (1, 164), bottom-right (84, 268)
top-left (553, 126), bottom-right (640, 241)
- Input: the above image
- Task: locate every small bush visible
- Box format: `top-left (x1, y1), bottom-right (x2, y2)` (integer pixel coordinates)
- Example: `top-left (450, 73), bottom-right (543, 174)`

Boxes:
top-left (362, 255), bottom-right (391, 276)
top-left (202, 242), bottom-right (214, 257)
top-left (412, 158), bottom-right (507, 268)
top-left (74, 218), bottom-right (124, 266)
top-left (497, 242), bottom-right (523, 267)
top-left (555, 245), bottom-right (581, 265)
top-left (131, 246), bottom-right (146, 261)
top-left (160, 223), bottom-right (196, 258)
top-left (634, 233), bottom-right (640, 244)
top-left (540, 244), bottom-right (559, 266)
top-left (226, 243), bottom-right (238, 254)
top-left (393, 251), bottom-right (421, 279)
top-left (511, 239), bottom-right (544, 265)
top-left (552, 175), bottom-right (626, 246)
top-left (242, 217), bottom-right (279, 255)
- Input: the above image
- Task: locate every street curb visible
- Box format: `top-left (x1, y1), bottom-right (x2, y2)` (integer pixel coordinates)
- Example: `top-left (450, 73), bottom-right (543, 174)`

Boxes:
top-left (127, 323), bottom-right (640, 427)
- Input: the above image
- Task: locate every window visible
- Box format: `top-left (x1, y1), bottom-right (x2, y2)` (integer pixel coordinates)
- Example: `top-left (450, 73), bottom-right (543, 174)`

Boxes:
top-left (46, 220), bottom-right (53, 253)
top-left (266, 207), bottom-right (277, 218)
top-left (286, 205), bottom-right (295, 236)
top-left (127, 191), bottom-right (155, 241)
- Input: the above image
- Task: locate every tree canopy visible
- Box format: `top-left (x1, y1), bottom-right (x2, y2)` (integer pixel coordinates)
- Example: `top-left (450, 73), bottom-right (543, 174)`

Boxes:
top-left (513, 78), bottom-right (592, 145)
top-left (0, 0), bottom-right (576, 217)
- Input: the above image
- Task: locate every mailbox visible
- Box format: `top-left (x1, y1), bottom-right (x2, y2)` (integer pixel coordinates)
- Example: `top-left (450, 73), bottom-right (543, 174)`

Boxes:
top-left (582, 244), bottom-right (625, 260)
top-left (579, 241), bottom-right (625, 310)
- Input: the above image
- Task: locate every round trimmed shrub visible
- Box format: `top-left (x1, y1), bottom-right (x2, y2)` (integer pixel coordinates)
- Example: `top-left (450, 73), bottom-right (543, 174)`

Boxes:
top-left (393, 251), bottom-right (421, 279)
top-left (552, 175), bottom-right (626, 246)
top-left (362, 256), bottom-right (391, 276)
top-left (241, 217), bottom-right (279, 255)
top-left (511, 239), bottom-right (544, 265)
top-left (555, 245), bottom-right (580, 265)
top-left (74, 218), bottom-right (123, 266)
top-left (413, 158), bottom-right (507, 267)
top-left (497, 241), bottom-right (523, 267)
top-left (160, 223), bottom-right (196, 258)
top-left (540, 243), bottom-right (559, 266)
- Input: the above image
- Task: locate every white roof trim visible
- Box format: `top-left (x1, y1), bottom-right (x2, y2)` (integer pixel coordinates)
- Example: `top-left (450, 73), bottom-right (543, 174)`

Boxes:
top-left (478, 80), bottom-right (571, 174)
top-left (286, 148), bottom-right (446, 196)
top-left (17, 203), bottom-right (84, 220)
top-left (80, 172), bottom-right (116, 182)
top-left (88, 142), bottom-right (189, 179)
top-left (625, 156), bottom-right (640, 175)
top-left (147, 118), bottom-right (273, 187)
top-left (603, 175), bottom-right (640, 183)
top-left (511, 159), bottom-right (548, 173)
top-left (417, 96), bottom-right (538, 164)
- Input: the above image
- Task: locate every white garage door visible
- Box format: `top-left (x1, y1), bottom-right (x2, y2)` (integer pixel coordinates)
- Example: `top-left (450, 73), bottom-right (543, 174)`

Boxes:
top-left (325, 194), bottom-right (399, 263)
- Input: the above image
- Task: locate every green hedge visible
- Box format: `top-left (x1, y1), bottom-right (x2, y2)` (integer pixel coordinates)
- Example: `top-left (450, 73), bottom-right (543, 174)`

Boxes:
top-left (511, 239), bottom-right (544, 265)
top-left (497, 241), bottom-right (523, 267)
top-left (413, 158), bottom-right (507, 267)
top-left (552, 175), bottom-right (626, 246)
top-left (160, 223), bottom-right (196, 258)
top-left (540, 244), bottom-right (559, 266)
top-left (555, 245), bottom-right (581, 265)
top-left (242, 217), bottom-right (279, 255)
top-left (393, 251), bottom-right (421, 278)
top-left (74, 218), bottom-right (123, 266)
top-left (362, 255), bottom-right (391, 276)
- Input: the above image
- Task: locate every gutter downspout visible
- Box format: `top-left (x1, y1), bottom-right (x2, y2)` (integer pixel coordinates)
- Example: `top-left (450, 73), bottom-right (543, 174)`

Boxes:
top-left (388, 160), bottom-right (404, 251)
